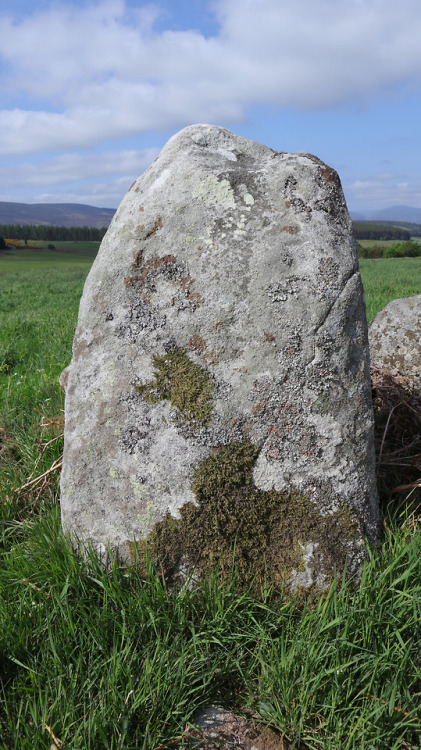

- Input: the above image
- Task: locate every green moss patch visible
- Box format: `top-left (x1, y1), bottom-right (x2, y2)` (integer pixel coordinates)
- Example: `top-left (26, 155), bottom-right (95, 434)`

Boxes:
top-left (136, 350), bottom-right (214, 428)
top-left (128, 441), bottom-right (359, 597)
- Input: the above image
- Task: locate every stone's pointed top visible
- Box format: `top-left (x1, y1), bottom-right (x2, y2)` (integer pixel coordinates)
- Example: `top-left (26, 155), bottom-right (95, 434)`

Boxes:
top-left (146, 124), bottom-right (277, 172)
top-left (168, 122), bottom-right (269, 147)
top-left (60, 125), bottom-right (379, 596)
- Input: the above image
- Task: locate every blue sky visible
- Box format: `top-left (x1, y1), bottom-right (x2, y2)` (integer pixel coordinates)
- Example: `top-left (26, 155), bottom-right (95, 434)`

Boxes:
top-left (0, 0), bottom-right (420, 214)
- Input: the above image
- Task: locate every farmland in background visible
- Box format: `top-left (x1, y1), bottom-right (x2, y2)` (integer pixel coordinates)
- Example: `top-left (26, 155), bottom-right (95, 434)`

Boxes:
top-left (0, 241), bottom-right (419, 750)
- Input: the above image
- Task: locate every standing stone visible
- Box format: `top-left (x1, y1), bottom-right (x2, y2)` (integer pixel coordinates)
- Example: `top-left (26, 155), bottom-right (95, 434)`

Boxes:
top-left (369, 295), bottom-right (421, 386)
top-left (60, 124), bottom-right (379, 594)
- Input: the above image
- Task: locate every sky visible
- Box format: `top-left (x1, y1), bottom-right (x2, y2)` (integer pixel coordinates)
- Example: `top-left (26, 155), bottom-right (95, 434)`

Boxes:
top-left (0, 0), bottom-right (420, 215)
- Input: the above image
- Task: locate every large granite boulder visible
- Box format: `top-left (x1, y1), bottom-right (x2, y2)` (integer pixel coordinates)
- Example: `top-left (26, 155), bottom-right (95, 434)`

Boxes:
top-left (369, 295), bottom-right (420, 386)
top-left (60, 124), bottom-right (379, 594)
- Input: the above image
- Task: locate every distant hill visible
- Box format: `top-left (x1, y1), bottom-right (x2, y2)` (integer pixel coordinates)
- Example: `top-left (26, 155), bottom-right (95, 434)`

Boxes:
top-left (0, 201), bottom-right (116, 229)
top-left (2, 200), bottom-right (421, 233)
top-left (372, 205), bottom-right (421, 224)
top-left (350, 205), bottom-right (421, 224)
top-left (351, 218), bottom-right (421, 239)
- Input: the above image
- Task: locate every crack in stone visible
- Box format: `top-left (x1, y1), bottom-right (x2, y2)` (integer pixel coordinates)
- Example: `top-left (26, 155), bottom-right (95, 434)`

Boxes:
top-left (312, 267), bottom-right (359, 337)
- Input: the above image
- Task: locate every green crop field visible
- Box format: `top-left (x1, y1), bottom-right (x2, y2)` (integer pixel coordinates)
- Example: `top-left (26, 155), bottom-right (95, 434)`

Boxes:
top-left (0, 243), bottom-right (99, 271)
top-left (0, 251), bottom-right (420, 749)
top-left (358, 239), bottom-right (399, 248)
top-left (359, 257), bottom-right (421, 320)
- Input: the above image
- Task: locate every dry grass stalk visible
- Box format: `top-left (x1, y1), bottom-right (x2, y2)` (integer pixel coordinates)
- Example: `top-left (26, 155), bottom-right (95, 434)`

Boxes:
top-left (44, 723), bottom-right (63, 749)
top-left (10, 410), bottom-right (65, 512)
top-left (371, 365), bottom-right (421, 510)
top-left (18, 457), bottom-right (63, 492)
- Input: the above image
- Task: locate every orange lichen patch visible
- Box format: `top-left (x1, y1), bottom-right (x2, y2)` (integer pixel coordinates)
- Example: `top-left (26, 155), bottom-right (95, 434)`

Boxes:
top-left (145, 217), bottom-right (162, 239)
top-left (186, 335), bottom-right (223, 366)
top-left (175, 275), bottom-right (204, 308)
top-left (320, 166), bottom-right (340, 186)
top-left (264, 332), bottom-right (275, 342)
top-left (203, 346), bottom-right (223, 366)
top-left (132, 247), bottom-right (145, 267)
top-left (125, 243), bottom-right (203, 310)
top-left (186, 334), bottom-right (207, 353)
top-left (124, 248), bottom-right (177, 290)
top-left (210, 319), bottom-right (224, 333)
top-left (251, 400), bottom-right (266, 416)
top-left (178, 275), bottom-right (195, 293)
top-left (158, 254), bottom-right (177, 266)
top-left (186, 290), bottom-right (204, 308)
top-left (124, 275), bottom-right (139, 288)
top-left (302, 447), bottom-right (317, 458)
top-left (283, 225), bottom-right (298, 234)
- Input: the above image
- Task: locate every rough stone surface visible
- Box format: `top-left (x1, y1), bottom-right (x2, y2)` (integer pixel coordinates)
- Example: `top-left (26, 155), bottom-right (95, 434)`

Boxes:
top-left (60, 124), bottom-right (379, 591)
top-left (369, 295), bottom-right (420, 385)
top-left (59, 364), bottom-right (71, 392)
top-left (186, 706), bottom-right (292, 749)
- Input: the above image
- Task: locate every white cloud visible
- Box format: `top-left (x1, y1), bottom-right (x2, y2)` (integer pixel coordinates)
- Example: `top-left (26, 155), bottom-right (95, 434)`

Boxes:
top-left (346, 176), bottom-right (421, 209)
top-left (0, 147), bottom-right (159, 206)
top-left (30, 176), bottom-right (135, 207)
top-left (0, 0), bottom-right (420, 156)
top-left (0, 148), bottom-right (159, 186)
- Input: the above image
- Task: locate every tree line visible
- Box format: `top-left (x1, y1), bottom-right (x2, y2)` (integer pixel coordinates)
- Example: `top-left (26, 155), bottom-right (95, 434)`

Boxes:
top-left (352, 222), bottom-right (410, 241)
top-left (357, 240), bottom-right (421, 259)
top-left (0, 224), bottom-right (108, 242)
top-left (0, 221), bottom-right (413, 244)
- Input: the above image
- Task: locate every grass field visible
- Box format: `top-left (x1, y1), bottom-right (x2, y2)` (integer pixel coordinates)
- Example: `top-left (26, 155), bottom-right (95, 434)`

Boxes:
top-left (0, 243), bottom-right (99, 270)
top-left (0, 251), bottom-right (420, 749)
top-left (358, 239), bottom-right (400, 248)
top-left (358, 238), bottom-right (421, 246)
top-left (359, 258), bottom-right (421, 321)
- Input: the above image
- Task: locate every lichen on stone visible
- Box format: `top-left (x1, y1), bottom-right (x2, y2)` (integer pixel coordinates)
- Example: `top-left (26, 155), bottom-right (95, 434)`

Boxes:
top-left (311, 393), bottom-right (330, 415)
top-left (128, 440), bottom-right (360, 598)
top-left (136, 350), bottom-right (214, 428)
